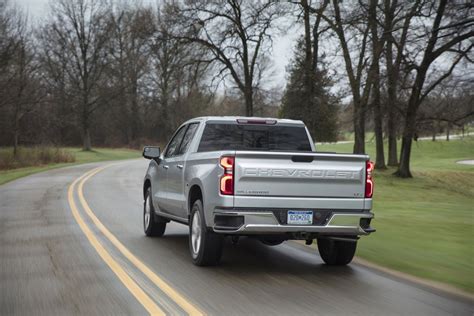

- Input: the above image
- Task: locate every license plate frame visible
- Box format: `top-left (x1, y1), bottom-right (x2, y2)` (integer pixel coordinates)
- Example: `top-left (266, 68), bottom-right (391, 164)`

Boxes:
top-left (287, 210), bottom-right (313, 225)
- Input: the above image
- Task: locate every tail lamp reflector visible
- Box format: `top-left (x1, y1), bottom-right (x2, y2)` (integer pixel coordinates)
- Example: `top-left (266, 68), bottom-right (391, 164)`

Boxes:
top-left (365, 161), bottom-right (375, 198)
top-left (220, 156), bottom-right (234, 195)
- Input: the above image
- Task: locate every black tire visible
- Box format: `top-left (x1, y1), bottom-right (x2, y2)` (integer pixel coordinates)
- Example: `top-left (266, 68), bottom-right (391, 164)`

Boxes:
top-left (189, 200), bottom-right (224, 266)
top-left (143, 187), bottom-right (166, 237)
top-left (317, 238), bottom-right (357, 265)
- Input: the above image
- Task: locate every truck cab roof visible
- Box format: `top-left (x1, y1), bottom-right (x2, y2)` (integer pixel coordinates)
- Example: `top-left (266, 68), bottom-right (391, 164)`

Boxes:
top-left (184, 116), bottom-right (305, 126)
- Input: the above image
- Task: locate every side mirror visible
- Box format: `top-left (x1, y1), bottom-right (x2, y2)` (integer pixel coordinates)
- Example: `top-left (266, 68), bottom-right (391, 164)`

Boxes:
top-left (143, 146), bottom-right (160, 160)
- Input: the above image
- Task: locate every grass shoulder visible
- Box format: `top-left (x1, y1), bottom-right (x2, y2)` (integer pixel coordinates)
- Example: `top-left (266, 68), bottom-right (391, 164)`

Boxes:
top-left (318, 137), bottom-right (474, 293)
top-left (0, 147), bottom-right (140, 186)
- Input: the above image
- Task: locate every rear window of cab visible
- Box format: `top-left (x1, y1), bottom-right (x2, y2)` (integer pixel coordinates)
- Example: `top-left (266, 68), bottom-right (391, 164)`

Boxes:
top-left (197, 123), bottom-right (312, 152)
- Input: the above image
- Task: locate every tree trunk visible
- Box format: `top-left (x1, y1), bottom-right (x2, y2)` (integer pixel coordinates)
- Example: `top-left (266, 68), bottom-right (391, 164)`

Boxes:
top-left (81, 53), bottom-right (92, 151)
top-left (302, 0), bottom-right (313, 97)
top-left (82, 101), bottom-right (92, 151)
top-left (13, 103), bottom-right (20, 158)
top-left (160, 76), bottom-right (170, 140)
top-left (369, 0), bottom-right (385, 168)
top-left (244, 86), bottom-right (253, 116)
top-left (13, 128), bottom-right (19, 158)
top-left (83, 126), bottom-right (92, 151)
top-left (397, 135), bottom-right (413, 177)
top-left (13, 50), bottom-right (25, 159)
top-left (161, 99), bottom-right (168, 139)
top-left (432, 122), bottom-right (436, 141)
top-left (396, 90), bottom-right (420, 177)
top-left (330, 0), bottom-right (367, 154)
top-left (397, 94), bottom-right (418, 177)
top-left (372, 86), bottom-right (386, 168)
top-left (130, 77), bottom-right (139, 142)
top-left (387, 110), bottom-right (398, 165)
top-left (395, 56), bottom-right (429, 177)
top-left (446, 122), bottom-right (450, 141)
top-left (386, 67), bottom-right (398, 165)
top-left (59, 78), bottom-right (68, 144)
top-left (384, 0), bottom-right (398, 166)
top-left (353, 101), bottom-right (365, 154)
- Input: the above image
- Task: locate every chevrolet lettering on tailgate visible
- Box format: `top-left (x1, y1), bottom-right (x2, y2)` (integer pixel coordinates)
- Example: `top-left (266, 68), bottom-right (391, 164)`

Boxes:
top-left (243, 168), bottom-right (361, 179)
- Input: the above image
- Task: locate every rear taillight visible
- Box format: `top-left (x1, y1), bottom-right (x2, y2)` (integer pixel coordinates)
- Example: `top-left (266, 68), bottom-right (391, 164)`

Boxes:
top-left (365, 161), bottom-right (374, 198)
top-left (220, 156), bottom-right (234, 195)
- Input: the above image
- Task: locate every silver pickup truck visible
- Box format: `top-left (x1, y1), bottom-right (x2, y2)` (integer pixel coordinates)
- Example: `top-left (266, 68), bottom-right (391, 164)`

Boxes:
top-left (142, 116), bottom-right (375, 266)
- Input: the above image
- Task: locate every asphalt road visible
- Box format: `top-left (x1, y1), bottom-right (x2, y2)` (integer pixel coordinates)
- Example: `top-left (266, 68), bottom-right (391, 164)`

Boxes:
top-left (1, 159), bottom-right (472, 315)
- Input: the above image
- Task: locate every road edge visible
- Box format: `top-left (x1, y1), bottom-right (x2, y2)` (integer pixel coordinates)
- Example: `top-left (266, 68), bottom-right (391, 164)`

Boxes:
top-left (290, 241), bottom-right (474, 302)
top-left (352, 256), bottom-right (474, 302)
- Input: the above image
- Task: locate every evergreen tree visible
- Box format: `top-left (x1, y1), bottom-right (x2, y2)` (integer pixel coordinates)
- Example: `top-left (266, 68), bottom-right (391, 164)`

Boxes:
top-left (280, 38), bottom-right (338, 142)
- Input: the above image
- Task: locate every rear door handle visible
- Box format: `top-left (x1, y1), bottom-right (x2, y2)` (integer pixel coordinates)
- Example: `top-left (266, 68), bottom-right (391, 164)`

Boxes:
top-left (176, 164), bottom-right (184, 170)
top-left (163, 165), bottom-right (169, 169)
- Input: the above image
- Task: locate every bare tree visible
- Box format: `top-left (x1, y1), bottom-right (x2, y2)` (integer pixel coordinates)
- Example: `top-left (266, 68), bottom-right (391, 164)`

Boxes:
top-left (301, 0), bottom-right (325, 101)
top-left (10, 20), bottom-right (41, 156)
top-left (369, 0), bottom-right (386, 169)
top-left (382, 0), bottom-right (424, 166)
top-left (45, 0), bottom-right (111, 151)
top-left (313, 0), bottom-right (379, 154)
top-left (37, 19), bottom-right (74, 145)
top-left (395, 0), bottom-right (473, 177)
top-left (0, 0), bottom-right (13, 65)
top-left (173, 0), bottom-right (285, 116)
top-left (150, 4), bottom-right (194, 139)
top-left (107, 3), bottom-right (154, 143)
top-left (0, 4), bottom-right (43, 156)
top-left (148, 3), bottom-right (213, 139)
top-left (0, 0), bottom-right (19, 109)
top-left (418, 78), bottom-right (474, 141)
top-left (30, 1), bottom-right (214, 147)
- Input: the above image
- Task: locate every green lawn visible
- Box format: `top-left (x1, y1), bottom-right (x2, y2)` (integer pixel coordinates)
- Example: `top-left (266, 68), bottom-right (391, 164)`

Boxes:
top-left (0, 147), bottom-right (140, 185)
top-left (318, 137), bottom-right (474, 293)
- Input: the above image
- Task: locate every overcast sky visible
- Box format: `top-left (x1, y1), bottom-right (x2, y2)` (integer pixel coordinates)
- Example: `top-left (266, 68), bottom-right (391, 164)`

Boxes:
top-left (16, 0), bottom-right (302, 90)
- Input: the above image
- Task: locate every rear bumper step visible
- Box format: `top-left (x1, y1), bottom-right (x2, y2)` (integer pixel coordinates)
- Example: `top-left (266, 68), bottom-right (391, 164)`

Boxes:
top-left (212, 210), bottom-right (374, 236)
top-left (362, 227), bottom-right (376, 233)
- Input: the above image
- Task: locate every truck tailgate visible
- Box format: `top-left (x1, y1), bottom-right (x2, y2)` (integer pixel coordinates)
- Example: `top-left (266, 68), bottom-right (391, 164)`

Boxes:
top-left (233, 151), bottom-right (368, 200)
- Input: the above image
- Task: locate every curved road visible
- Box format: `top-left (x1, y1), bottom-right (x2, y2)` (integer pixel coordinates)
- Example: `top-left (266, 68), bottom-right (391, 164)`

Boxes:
top-left (1, 160), bottom-right (472, 315)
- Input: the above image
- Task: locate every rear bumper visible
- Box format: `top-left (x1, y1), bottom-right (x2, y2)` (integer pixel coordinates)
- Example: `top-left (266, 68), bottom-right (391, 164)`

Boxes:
top-left (212, 209), bottom-right (375, 236)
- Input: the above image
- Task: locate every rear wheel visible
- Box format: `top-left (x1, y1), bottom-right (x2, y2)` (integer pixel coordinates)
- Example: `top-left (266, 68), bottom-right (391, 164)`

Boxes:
top-left (143, 187), bottom-right (166, 237)
top-left (317, 238), bottom-right (357, 265)
top-left (189, 200), bottom-right (223, 266)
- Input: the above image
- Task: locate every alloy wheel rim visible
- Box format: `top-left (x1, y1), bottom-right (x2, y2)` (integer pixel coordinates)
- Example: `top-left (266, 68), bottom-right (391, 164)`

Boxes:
top-left (191, 211), bottom-right (202, 257)
top-left (144, 196), bottom-right (151, 229)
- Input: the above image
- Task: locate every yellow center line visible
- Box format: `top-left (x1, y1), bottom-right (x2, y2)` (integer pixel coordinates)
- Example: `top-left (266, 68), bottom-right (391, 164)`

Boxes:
top-left (68, 170), bottom-right (165, 316)
top-left (78, 165), bottom-right (205, 316)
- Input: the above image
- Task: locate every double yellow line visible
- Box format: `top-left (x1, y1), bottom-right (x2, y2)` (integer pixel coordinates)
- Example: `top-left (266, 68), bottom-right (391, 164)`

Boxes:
top-left (68, 165), bottom-right (204, 316)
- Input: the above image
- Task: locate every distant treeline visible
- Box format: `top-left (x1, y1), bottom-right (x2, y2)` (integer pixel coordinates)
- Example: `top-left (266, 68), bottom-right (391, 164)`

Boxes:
top-left (0, 0), bottom-right (472, 178)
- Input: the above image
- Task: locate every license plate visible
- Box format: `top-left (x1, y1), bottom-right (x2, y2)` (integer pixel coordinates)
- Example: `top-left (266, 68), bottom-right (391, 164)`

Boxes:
top-left (287, 211), bottom-right (313, 225)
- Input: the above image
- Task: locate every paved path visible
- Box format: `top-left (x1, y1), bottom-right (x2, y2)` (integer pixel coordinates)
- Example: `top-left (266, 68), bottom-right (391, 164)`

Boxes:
top-left (456, 160), bottom-right (474, 165)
